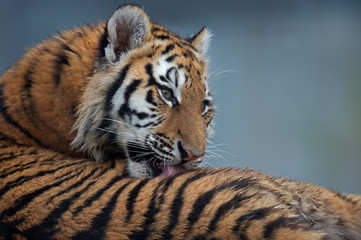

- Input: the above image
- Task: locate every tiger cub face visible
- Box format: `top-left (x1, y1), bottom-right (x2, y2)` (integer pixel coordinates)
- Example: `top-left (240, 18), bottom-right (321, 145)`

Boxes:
top-left (72, 5), bottom-right (213, 178)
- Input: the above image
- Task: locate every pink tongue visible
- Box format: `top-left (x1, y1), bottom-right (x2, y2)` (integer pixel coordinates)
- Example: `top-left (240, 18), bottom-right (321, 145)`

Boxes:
top-left (159, 165), bottom-right (187, 177)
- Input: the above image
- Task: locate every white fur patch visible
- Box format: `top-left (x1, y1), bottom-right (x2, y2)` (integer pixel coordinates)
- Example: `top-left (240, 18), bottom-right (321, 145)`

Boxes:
top-left (153, 56), bottom-right (187, 106)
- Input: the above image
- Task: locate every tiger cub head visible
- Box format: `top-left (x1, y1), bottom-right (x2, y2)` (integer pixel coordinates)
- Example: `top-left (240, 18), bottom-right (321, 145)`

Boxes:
top-left (72, 5), bottom-right (214, 178)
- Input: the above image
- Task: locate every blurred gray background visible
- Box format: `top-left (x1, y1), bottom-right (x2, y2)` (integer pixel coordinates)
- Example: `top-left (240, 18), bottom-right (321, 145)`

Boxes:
top-left (1, 0), bottom-right (360, 194)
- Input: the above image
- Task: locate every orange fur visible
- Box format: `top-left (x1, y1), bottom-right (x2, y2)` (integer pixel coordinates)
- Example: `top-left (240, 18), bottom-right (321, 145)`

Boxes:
top-left (0, 4), bottom-right (360, 240)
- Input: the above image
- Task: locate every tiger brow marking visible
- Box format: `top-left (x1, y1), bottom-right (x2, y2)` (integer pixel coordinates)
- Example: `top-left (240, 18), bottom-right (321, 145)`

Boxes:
top-left (165, 67), bottom-right (178, 87)
top-left (166, 54), bottom-right (179, 63)
top-left (161, 44), bottom-right (175, 55)
top-left (145, 64), bottom-right (157, 87)
top-left (72, 180), bottom-right (133, 239)
top-left (154, 35), bottom-right (170, 40)
top-left (0, 85), bottom-right (45, 147)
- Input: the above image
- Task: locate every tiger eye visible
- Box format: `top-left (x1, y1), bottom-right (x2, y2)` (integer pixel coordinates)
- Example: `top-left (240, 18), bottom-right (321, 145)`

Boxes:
top-left (161, 88), bottom-right (172, 101)
top-left (201, 102), bottom-right (206, 113)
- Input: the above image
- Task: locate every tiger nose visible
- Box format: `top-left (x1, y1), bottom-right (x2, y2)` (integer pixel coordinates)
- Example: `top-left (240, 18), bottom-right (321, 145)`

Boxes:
top-left (177, 142), bottom-right (202, 161)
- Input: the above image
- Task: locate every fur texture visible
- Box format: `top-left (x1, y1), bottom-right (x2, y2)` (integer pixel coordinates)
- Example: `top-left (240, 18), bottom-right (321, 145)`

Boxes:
top-left (0, 4), bottom-right (360, 240)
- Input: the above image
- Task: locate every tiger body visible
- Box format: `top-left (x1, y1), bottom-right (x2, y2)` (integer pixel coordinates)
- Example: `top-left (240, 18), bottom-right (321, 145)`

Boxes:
top-left (0, 4), bottom-right (361, 240)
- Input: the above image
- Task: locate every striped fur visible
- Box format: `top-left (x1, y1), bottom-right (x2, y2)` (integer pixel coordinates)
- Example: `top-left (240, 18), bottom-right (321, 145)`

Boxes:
top-left (1, 140), bottom-right (360, 239)
top-left (0, 4), bottom-right (361, 239)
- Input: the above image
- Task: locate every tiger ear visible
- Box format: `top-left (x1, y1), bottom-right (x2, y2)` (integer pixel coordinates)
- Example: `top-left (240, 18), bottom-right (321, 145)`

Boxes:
top-left (188, 27), bottom-right (212, 55)
top-left (103, 5), bottom-right (150, 62)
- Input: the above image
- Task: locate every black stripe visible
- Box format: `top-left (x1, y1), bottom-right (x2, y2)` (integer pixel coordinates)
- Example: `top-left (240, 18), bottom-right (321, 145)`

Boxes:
top-left (99, 64), bottom-right (131, 129)
top-left (192, 236), bottom-right (207, 240)
top-left (46, 167), bottom-right (102, 204)
top-left (146, 90), bottom-right (157, 106)
top-left (105, 64), bottom-right (131, 112)
top-left (128, 177), bottom-right (175, 240)
top-left (159, 75), bottom-right (169, 83)
top-left (0, 161), bottom-right (85, 198)
top-left (125, 179), bottom-right (149, 222)
top-left (166, 67), bottom-right (176, 82)
top-left (155, 35), bottom-right (170, 40)
top-left (159, 171), bottom-right (211, 239)
top-left (72, 180), bottom-right (132, 239)
top-left (263, 216), bottom-right (306, 238)
top-left (0, 151), bottom-right (24, 163)
top-left (166, 54), bottom-right (178, 62)
top-left (0, 152), bottom-right (60, 177)
top-left (336, 192), bottom-right (360, 205)
top-left (206, 193), bottom-right (256, 235)
top-left (22, 59), bottom-right (41, 130)
top-left (135, 112), bottom-right (149, 120)
top-left (72, 174), bottom-right (123, 215)
top-left (0, 85), bottom-right (44, 147)
top-left (124, 80), bottom-right (141, 102)
top-left (186, 178), bottom-right (254, 231)
top-left (233, 207), bottom-right (273, 234)
top-left (151, 117), bottom-right (164, 127)
top-left (0, 159), bottom-right (38, 178)
top-left (22, 63), bottom-right (65, 143)
top-left (145, 64), bottom-right (157, 86)
top-left (162, 44), bottom-right (175, 55)
top-left (0, 164), bottom-right (85, 219)
top-left (21, 169), bottom-right (107, 239)
top-left (152, 27), bottom-right (170, 34)
top-left (62, 43), bottom-right (81, 58)
top-left (118, 80), bottom-right (141, 118)
top-left (135, 117), bottom-right (164, 128)
top-left (53, 49), bottom-right (70, 85)
top-left (0, 131), bottom-right (26, 146)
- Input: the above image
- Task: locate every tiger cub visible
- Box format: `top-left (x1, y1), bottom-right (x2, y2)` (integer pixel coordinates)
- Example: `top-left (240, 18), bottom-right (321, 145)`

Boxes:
top-left (0, 4), bottom-right (213, 178)
top-left (0, 4), bottom-right (360, 240)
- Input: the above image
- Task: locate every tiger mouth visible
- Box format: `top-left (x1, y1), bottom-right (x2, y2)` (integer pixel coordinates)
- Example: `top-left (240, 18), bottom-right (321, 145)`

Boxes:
top-left (151, 162), bottom-right (187, 177)
top-left (127, 143), bottom-right (187, 177)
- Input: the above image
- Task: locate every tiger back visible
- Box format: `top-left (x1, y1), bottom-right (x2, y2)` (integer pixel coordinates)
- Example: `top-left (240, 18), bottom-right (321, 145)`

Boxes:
top-left (0, 4), bottom-right (361, 240)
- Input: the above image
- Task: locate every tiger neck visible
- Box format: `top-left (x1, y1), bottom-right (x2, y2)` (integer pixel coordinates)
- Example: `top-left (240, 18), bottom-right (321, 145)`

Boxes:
top-left (0, 23), bottom-right (105, 156)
